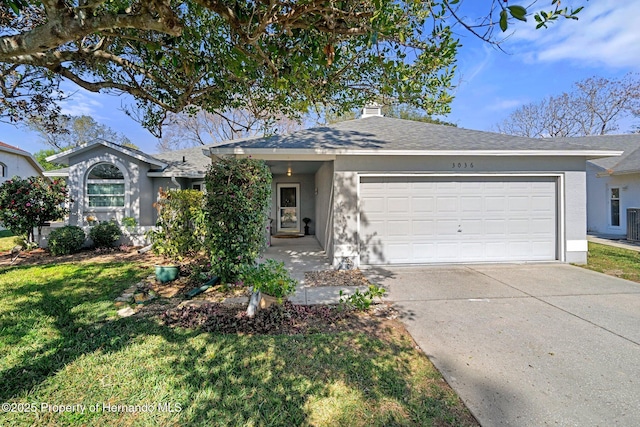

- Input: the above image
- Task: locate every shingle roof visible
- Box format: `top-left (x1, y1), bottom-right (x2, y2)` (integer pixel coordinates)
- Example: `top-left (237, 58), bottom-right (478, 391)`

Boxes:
top-left (553, 134), bottom-right (640, 174)
top-left (0, 141), bottom-right (28, 153)
top-left (211, 116), bottom-right (616, 153)
top-left (150, 145), bottom-right (215, 177)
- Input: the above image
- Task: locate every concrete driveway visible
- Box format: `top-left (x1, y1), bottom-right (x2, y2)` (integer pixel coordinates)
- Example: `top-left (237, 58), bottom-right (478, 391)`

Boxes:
top-left (365, 264), bottom-right (640, 426)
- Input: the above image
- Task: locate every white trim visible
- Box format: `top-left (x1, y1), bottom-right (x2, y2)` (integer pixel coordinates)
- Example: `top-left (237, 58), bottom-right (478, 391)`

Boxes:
top-left (276, 183), bottom-right (301, 233)
top-left (211, 148), bottom-right (622, 158)
top-left (566, 240), bottom-right (588, 252)
top-left (47, 140), bottom-right (167, 168)
top-left (80, 158), bottom-right (133, 225)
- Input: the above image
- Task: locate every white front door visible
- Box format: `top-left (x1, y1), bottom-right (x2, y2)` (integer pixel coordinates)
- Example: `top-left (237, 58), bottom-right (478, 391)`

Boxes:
top-left (277, 183), bottom-right (300, 233)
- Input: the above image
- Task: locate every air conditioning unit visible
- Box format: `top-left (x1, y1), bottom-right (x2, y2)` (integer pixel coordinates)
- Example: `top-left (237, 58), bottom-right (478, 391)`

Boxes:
top-left (627, 208), bottom-right (640, 242)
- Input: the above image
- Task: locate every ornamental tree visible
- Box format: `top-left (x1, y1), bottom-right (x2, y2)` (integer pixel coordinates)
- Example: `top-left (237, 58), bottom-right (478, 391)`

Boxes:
top-left (0, 1), bottom-right (584, 136)
top-left (204, 157), bottom-right (272, 283)
top-left (0, 176), bottom-right (69, 244)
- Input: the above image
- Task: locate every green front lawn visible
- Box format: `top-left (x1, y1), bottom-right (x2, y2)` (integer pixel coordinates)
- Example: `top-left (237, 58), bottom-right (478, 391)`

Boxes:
top-left (0, 229), bottom-right (16, 252)
top-left (0, 260), bottom-right (476, 426)
top-left (584, 241), bottom-right (640, 283)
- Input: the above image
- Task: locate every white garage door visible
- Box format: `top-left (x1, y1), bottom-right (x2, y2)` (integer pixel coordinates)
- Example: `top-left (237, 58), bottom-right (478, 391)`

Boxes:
top-left (360, 176), bottom-right (557, 264)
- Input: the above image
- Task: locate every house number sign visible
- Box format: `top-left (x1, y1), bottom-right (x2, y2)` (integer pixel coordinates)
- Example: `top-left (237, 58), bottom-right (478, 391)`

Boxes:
top-left (451, 162), bottom-right (474, 169)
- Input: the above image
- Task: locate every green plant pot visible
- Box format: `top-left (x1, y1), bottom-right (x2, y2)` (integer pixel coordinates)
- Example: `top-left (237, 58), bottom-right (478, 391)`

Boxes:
top-left (155, 265), bottom-right (179, 283)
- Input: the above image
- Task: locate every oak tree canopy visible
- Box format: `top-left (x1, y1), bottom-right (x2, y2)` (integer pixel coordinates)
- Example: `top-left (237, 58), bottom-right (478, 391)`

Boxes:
top-left (1, 1), bottom-right (584, 136)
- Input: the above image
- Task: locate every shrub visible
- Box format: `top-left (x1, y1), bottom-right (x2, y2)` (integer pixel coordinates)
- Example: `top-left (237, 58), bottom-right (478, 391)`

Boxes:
top-left (0, 176), bottom-right (68, 244)
top-left (241, 259), bottom-right (297, 300)
top-left (48, 225), bottom-right (85, 255)
top-left (339, 284), bottom-right (386, 311)
top-left (89, 220), bottom-right (122, 248)
top-left (147, 189), bottom-right (206, 262)
top-left (205, 157), bottom-right (272, 283)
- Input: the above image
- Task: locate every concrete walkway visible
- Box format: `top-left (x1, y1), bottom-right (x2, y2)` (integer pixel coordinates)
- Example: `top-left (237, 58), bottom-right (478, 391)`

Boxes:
top-left (264, 235), bottom-right (367, 305)
top-left (588, 233), bottom-right (640, 252)
top-left (365, 263), bottom-right (640, 426)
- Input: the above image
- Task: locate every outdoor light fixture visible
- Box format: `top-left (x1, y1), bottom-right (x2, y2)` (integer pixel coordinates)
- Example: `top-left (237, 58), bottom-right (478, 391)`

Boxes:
top-left (287, 167), bottom-right (292, 177)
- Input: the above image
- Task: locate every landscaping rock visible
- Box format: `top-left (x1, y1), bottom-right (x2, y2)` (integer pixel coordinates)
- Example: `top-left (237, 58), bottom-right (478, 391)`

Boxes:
top-left (178, 300), bottom-right (211, 309)
top-left (222, 296), bottom-right (249, 305)
top-left (115, 293), bottom-right (134, 303)
top-left (117, 307), bottom-right (136, 317)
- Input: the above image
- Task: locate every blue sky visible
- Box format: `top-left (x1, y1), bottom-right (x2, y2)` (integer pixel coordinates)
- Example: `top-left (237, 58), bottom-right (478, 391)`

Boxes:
top-left (2, 1), bottom-right (638, 155)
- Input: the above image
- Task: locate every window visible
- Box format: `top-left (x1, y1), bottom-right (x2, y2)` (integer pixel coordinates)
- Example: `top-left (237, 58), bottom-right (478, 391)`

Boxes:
top-left (0, 162), bottom-right (6, 177)
top-left (87, 163), bottom-right (125, 208)
top-left (610, 188), bottom-right (620, 227)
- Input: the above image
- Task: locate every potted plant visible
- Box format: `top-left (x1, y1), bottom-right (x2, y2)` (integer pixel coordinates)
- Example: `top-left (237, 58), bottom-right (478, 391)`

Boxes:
top-left (303, 217), bottom-right (312, 235)
top-left (146, 189), bottom-right (206, 283)
top-left (241, 259), bottom-right (297, 308)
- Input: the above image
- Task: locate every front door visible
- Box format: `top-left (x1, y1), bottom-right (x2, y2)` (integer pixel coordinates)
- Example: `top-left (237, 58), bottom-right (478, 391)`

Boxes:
top-left (277, 183), bottom-right (300, 233)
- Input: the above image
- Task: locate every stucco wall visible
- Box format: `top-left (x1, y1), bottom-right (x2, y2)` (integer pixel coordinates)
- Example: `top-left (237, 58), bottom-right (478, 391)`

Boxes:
top-left (586, 162), bottom-right (640, 237)
top-left (315, 161), bottom-right (334, 254)
top-left (270, 173), bottom-right (316, 235)
top-left (0, 151), bottom-right (42, 183)
top-left (65, 146), bottom-right (156, 226)
top-left (328, 154), bottom-right (589, 266)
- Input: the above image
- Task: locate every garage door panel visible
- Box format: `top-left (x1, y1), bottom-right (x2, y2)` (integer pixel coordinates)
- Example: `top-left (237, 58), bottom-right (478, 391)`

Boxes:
top-left (412, 220), bottom-right (435, 236)
top-left (360, 176), bottom-right (557, 264)
top-left (412, 197), bottom-right (435, 213)
top-left (387, 197), bottom-right (409, 212)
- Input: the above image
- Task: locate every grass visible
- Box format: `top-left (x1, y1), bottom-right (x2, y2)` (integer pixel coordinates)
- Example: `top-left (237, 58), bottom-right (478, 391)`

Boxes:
top-left (0, 230), bottom-right (16, 252)
top-left (0, 260), bottom-right (477, 426)
top-left (583, 241), bottom-right (640, 283)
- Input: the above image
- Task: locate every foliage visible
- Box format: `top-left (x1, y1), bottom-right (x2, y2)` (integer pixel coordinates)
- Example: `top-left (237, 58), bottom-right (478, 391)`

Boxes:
top-left (28, 115), bottom-right (136, 151)
top-left (122, 216), bottom-right (137, 229)
top-left (33, 148), bottom-right (65, 171)
top-left (47, 225), bottom-right (85, 255)
top-left (495, 73), bottom-right (640, 137)
top-left (147, 189), bottom-right (206, 262)
top-left (340, 284), bottom-right (386, 311)
top-left (205, 157), bottom-right (272, 282)
top-left (88, 220), bottom-right (122, 248)
top-left (0, 176), bottom-right (68, 243)
top-left (383, 104), bottom-right (458, 126)
top-left (241, 259), bottom-right (297, 299)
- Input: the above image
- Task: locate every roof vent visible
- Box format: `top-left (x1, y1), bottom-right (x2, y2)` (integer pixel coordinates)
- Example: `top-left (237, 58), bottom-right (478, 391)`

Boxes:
top-left (361, 104), bottom-right (383, 118)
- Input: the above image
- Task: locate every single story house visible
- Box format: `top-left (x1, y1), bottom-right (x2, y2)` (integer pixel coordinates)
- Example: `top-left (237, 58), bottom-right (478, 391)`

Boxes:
top-left (552, 134), bottom-right (640, 239)
top-left (208, 107), bottom-right (619, 266)
top-left (45, 109), bottom-right (620, 264)
top-left (0, 141), bottom-right (45, 183)
top-left (44, 140), bottom-right (215, 244)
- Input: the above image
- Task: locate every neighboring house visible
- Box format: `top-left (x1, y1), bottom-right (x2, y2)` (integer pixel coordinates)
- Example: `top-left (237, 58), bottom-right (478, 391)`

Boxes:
top-left (44, 110), bottom-right (620, 265)
top-left (208, 107), bottom-right (620, 266)
top-left (553, 134), bottom-right (640, 238)
top-left (0, 141), bottom-right (45, 183)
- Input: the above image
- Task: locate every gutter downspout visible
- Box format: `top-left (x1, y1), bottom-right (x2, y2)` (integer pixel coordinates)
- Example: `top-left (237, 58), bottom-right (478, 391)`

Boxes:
top-left (171, 176), bottom-right (181, 190)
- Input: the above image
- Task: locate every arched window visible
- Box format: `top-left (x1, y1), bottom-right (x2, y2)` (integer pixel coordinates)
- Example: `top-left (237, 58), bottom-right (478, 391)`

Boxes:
top-left (0, 162), bottom-right (6, 177)
top-left (87, 163), bottom-right (125, 207)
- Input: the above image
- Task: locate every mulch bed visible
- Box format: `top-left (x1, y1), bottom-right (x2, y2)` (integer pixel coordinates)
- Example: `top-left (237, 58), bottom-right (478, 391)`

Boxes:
top-left (304, 269), bottom-right (371, 287)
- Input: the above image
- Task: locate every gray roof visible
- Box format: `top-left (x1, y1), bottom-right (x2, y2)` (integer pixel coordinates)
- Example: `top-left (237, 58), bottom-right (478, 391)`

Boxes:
top-left (150, 144), bottom-right (217, 178)
top-left (552, 134), bottom-right (640, 174)
top-left (211, 116), bottom-right (618, 153)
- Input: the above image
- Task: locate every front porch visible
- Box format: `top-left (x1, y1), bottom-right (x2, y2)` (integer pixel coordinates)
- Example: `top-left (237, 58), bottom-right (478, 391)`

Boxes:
top-left (264, 235), bottom-right (367, 305)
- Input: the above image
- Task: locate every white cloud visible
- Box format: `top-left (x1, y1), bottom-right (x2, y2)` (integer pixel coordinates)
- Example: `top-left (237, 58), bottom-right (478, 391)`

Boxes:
top-left (509, 3), bottom-right (640, 69)
top-left (57, 86), bottom-right (107, 119)
top-left (487, 98), bottom-right (527, 112)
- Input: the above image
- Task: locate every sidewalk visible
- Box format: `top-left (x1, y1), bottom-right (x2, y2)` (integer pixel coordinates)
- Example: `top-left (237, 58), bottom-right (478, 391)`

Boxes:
top-left (264, 235), bottom-right (368, 305)
top-left (587, 233), bottom-right (640, 252)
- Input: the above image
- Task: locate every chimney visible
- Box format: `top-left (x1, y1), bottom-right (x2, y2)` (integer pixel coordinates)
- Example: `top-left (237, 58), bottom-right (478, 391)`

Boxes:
top-left (361, 104), bottom-right (383, 118)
